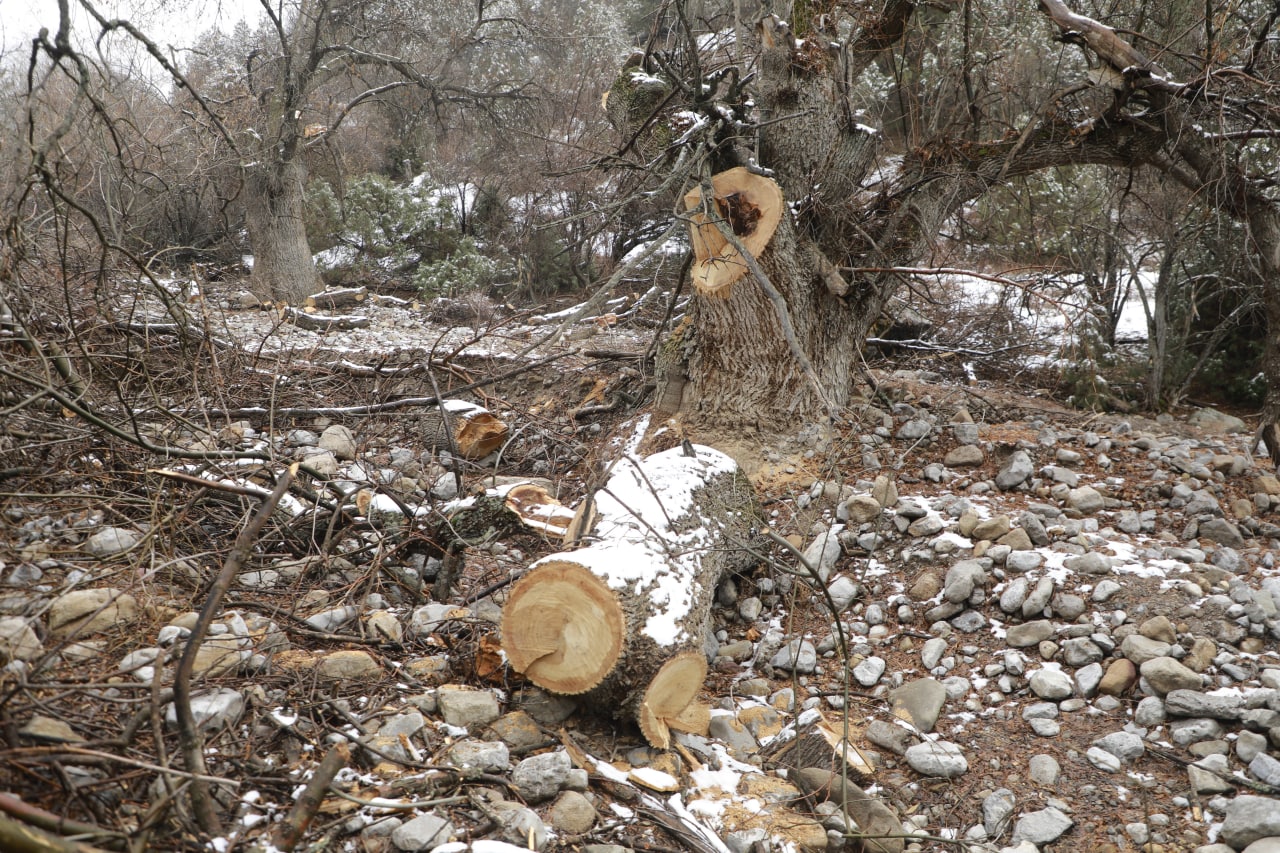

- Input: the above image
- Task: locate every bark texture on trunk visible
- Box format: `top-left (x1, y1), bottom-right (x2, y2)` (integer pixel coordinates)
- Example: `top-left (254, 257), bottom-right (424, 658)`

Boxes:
top-left (245, 159), bottom-right (321, 304)
top-left (500, 445), bottom-right (757, 747)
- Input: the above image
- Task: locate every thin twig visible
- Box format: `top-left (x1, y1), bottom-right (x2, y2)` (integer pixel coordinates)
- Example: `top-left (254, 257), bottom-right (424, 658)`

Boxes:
top-left (172, 464), bottom-right (298, 836)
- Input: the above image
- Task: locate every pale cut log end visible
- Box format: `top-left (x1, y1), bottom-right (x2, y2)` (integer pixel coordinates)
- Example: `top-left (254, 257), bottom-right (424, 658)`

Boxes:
top-left (503, 483), bottom-right (574, 538)
top-left (683, 167), bottom-right (784, 298)
top-left (455, 411), bottom-right (508, 458)
top-left (501, 560), bottom-right (624, 695)
top-left (637, 651), bottom-right (708, 749)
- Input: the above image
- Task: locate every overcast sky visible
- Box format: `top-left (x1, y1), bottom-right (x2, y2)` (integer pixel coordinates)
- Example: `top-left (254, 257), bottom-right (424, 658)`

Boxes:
top-left (1, 0), bottom-right (262, 59)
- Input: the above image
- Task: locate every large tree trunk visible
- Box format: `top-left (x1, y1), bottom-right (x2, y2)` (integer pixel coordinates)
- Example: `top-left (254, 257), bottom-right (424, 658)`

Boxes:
top-left (1251, 210), bottom-right (1280, 464)
top-left (500, 445), bottom-right (757, 748)
top-left (245, 159), bottom-right (321, 304)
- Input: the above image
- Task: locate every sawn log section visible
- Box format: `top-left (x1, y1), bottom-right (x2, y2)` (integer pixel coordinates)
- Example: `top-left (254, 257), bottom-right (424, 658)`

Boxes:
top-left (501, 444), bottom-right (757, 748)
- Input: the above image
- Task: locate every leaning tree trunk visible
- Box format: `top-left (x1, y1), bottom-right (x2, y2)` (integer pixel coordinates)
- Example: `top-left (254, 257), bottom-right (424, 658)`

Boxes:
top-left (245, 159), bottom-right (322, 304)
top-left (1251, 209), bottom-right (1280, 464)
top-left (500, 445), bottom-right (757, 748)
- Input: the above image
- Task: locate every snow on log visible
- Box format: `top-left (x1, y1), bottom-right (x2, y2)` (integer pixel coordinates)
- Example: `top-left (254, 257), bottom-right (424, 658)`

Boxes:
top-left (304, 286), bottom-right (368, 310)
top-left (683, 167), bottom-right (784, 297)
top-left (282, 307), bottom-right (370, 331)
top-left (501, 445), bottom-right (757, 748)
top-left (423, 400), bottom-right (508, 459)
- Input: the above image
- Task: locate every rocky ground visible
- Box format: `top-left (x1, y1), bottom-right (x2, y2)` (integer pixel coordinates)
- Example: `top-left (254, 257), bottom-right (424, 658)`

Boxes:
top-left (2, 282), bottom-right (1279, 853)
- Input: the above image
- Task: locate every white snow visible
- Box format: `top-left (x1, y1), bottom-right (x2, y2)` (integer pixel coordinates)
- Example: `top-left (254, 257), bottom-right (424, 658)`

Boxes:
top-left (533, 445), bottom-right (739, 645)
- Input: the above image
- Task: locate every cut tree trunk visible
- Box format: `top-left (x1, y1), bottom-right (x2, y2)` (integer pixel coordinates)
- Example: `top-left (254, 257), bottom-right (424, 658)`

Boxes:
top-left (304, 286), bottom-right (367, 311)
top-left (282, 307), bottom-right (371, 332)
top-left (501, 445), bottom-right (757, 748)
top-left (423, 400), bottom-right (509, 460)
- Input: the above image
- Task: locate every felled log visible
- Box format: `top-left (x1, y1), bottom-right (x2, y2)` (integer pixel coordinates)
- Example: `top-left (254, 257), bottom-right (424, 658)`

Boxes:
top-left (282, 307), bottom-right (370, 331)
top-left (683, 167), bottom-right (784, 297)
top-left (423, 400), bottom-right (508, 459)
top-left (304, 286), bottom-right (367, 311)
top-left (501, 445), bottom-right (757, 748)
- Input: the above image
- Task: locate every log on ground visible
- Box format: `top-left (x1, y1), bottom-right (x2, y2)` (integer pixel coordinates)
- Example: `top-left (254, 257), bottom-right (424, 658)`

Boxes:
top-left (501, 445), bottom-right (758, 748)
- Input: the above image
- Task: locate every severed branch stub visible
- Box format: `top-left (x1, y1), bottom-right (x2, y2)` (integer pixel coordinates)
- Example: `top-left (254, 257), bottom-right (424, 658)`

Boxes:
top-left (683, 167), bottom-right (784, 297)
top-left (501, 445), bottom-right (757, 748)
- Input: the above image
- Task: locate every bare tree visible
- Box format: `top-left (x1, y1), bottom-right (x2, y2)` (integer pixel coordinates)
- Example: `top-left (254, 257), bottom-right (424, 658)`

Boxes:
top-left (605, 0), bottom-right (1280, 446)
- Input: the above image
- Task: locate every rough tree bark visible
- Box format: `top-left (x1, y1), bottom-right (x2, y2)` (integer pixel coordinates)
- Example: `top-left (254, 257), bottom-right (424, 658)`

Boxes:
top-left (244, 160), bottom-right (321, 305)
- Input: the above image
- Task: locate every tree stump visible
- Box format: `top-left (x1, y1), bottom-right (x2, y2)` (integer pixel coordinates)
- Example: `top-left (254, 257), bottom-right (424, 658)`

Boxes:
top-left (501, 444), bottom-right (757, 748)
top-left (423, 400), bottom-right (508, 459)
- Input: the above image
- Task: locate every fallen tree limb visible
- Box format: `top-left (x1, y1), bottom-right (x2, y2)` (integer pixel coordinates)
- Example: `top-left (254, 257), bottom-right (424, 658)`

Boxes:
top-left (0, 795), bottom-right (122, 852)
top-left (501, 445), bottom-right (757, 748)
top-left (282, 307), bottom-right (370, 331)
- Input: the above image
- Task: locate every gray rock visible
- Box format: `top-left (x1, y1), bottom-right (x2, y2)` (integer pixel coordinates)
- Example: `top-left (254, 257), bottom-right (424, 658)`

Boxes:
top-left (1021, 577), bottom-right (1056, 617)
top-left (1052, 592), bottom-right (1087, 620)
top-left (921, 637), bottom-right (948, 670)
top-left (983, 788), bottom-right (1016, 836)
top-left (1189, 406), bottom-right (1248, 434)
top-left (1029, 668), bottom-right (1074, 700)
top-left (1028, 754), bottom-right (1061, 786)
top-left (446, 739), bottom-right (510, 776)
top-left (996, 450), bottom-right (1034, 490)
top-left (1067, 486), bottom-right (1105, 514)
top-left (1141, 656), bottom-right (1204, 694)
top-left (391, 813), bottom-right (453, 851)
top-left (1121, 634), bottom-right (1173, 664)
top-left (1075, 662), bottom-right (1104, 697)
top-left (300, 448), bottom-right (339, 478)
top-left (853, 656), bottom-right (886, 687)
top-left (1092, 579), bottom-right (1123, 602)
top-left (1007, 620), bottom-right (1054, 648)
top-left (304, 605), bottom-right (359, 632)
top-left (165, 688), bottom-right (244, 731)
top-left (827, 576), bottom-right (862, 612)
top-left (1249, 753), bottom-right (1280, 787)
top-left (492, 803), bottom-right (548, 850)
top-left (945, 445), bottom-right (985, 467)
top-left (548, 791), bottom-right (597, 835)
top-left (512, 750), bottom-right (573, 803)
top-left (1171, 718), bottom-right (1226, 745)
top-left (318, 424), bottom-right (358, 460)
top-left (1064, 552), bottom-right (1112, 575)
top-left (1238, 731), bottom-right (1269, 763)
top-left (771, 638), bottom-right (818, 673)
top-left (866, 719), bottom-right (913, 755)
top-left (950, 609), bottom-right (987, 632)
top-left (1062, 637), bottom-right (1104, 667)
top-left (1165, 689), bottom-right (1243, 720)
top-left (48, 588), bottom-right (138, 636)
top-left (842, 495), bottom-right (883, 523)
top-left (904, 740), bottom-right (967, 778)
top-left (84, 526), bottom-right (140, 556)
top-left (1190, 754), bottom-right (1237, 795)
top-left (890, 678), bottom-right (947, 733)
top-left (1199, 518), bottom-right (1246, 547)
top-left (1000, 577), bottom-right (1030, 613)
top-left (1093, 731), bottom-right (1145, 762)
top-left (0, 617), bottom-right (42, 662)
top-left (897, 418), bottom-right (933, 440)
top-left (437, 686), bottom-right (501, 728)
top-left (803, 526), bottom-right (843, 583)
top-left (1012, 806), bottom-right (1074, 846)
top-left (1087, 746), bottom-right (1122, 772)
top-left (1006, 550), bottom-right (1044, 573)
top-left (1221, 796), bottom-right (1280, 849)
top-left (708, 714), bottom-right (759, 756)
top-left (1241, 840), bottom-right (1280, 853)
top-left (943, 560), bottom-right (987, 603)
